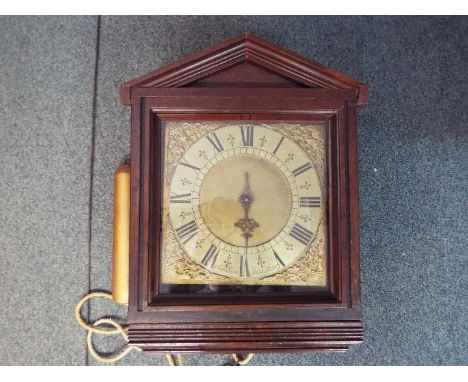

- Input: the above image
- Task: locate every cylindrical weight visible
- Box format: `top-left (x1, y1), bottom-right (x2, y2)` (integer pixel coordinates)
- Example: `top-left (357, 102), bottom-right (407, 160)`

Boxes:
top-left (112, 163), bottom-right (130, 304)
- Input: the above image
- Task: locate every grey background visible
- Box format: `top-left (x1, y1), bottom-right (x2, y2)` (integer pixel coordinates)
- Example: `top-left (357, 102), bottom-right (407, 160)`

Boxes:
top-left (0, 16), bottom-right (466, 365)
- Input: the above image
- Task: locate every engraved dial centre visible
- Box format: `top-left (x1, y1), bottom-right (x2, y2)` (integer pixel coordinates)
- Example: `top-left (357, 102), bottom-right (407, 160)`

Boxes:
top-left (199, 154), bottom-right (292, 247)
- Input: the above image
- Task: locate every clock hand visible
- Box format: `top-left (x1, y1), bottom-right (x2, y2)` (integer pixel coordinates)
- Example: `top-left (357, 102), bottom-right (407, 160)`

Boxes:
top-left (234, 172), bottom-right (259, 251)
top-left (239, 172), bottom-right (253, 211)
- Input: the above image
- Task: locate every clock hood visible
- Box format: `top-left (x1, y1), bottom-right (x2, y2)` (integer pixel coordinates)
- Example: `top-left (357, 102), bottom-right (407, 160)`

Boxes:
top-left (119, 32), bottom-right (368, 106)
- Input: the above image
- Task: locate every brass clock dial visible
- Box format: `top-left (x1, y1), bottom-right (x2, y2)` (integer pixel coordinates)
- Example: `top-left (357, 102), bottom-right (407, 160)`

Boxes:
top-left (161, 122), bottom-right (327, 286)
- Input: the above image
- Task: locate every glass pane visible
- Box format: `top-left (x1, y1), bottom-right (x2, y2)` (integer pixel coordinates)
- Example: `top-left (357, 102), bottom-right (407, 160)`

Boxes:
top-left (159, 121), bottom-right (328, 294)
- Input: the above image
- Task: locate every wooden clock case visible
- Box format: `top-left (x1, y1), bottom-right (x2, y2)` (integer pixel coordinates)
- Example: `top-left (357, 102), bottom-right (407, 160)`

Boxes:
top-left (119, 33), bottom-right (368, 354)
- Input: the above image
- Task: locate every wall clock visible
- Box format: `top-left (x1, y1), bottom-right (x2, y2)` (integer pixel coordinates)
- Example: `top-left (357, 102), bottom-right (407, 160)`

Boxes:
top-left (119, 33), bottom-right (368, 353)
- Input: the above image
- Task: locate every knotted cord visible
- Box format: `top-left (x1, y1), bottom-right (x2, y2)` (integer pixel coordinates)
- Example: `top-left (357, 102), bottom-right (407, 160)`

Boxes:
top-left (75, 291), bottom-right (253, 365)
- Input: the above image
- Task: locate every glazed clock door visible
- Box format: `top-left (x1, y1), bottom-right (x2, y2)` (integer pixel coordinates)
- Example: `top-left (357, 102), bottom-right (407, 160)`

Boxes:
top-left (159, 120), bottom-right (328, 294)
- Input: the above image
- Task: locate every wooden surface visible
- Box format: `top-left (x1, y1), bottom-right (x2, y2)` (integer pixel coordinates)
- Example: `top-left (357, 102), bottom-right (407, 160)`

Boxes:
top-left (120, 33), bottom-right (368, 105)
top-left (121, 33), bottom-right (368, 353)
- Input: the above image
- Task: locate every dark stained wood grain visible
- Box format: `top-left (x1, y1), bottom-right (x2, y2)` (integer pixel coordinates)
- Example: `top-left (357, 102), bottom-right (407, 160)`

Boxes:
top-left (128, 321), bottom-right (363, 353)
top-left (120, 33), bottom-right (368, 353)
top-left (120, 33), bottom-right (368, 106)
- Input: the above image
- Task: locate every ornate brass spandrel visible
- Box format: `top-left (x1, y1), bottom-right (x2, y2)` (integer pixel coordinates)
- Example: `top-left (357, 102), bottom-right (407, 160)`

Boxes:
top-left (262, 218), bottom-right (327, 286)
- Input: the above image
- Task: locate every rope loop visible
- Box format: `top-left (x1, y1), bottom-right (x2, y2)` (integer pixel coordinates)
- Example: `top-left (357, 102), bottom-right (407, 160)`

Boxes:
top-left (75, 291), bottom-right (120, 335)
top-left (76, 291), bottom-right (253, 365)
top-left (86, 318), bottom-right (142, 363)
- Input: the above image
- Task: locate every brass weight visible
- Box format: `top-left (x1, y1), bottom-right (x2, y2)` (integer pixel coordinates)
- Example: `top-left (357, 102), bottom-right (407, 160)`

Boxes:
top-left (112, 163), bottom-right (130, 304)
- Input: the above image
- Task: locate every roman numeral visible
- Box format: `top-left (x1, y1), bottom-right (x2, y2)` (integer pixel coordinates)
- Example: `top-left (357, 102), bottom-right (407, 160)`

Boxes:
top-left (175, 220), bottom-right (198, 244)
top-left (180, 160), bottom-right (200, 172)
top-left (300, 196), bottom-right (321, 208)
top-left (273, 250), bottom-right (285, 267)
top-left (240, 125), bottom-right (254, 146)
top-left (290, 223), bottom-right (313, 246)
top-left (273, 136), bottom-right (284, 154)
top-left (206, 132), bottom-right (224, 152)
top-left (169, 193), bottom-right (191, 203)
top-left (201, 244), bottom-right (219, 267)
top-left (292, 162), bottom-right (312, 177)
top-left (240, 255), bottom-right (250, 277)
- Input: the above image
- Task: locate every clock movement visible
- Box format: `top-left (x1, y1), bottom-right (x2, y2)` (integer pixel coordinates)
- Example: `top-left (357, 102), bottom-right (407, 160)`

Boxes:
top-left (119, 33), bottom-right (368, 353)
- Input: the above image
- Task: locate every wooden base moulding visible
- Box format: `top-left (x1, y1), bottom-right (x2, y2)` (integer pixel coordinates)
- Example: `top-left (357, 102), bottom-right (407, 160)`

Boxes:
top-left (128, 321), bottom-right (363, 353)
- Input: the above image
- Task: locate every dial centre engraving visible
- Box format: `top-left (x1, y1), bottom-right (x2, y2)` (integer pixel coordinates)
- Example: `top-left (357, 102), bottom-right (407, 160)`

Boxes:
top-left (199, 154), bottom-right (292, 247)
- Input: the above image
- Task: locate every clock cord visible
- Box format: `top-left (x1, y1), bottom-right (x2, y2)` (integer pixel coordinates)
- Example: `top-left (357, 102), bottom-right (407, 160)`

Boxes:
top-left (75, 291), bottom-right (253, 365)
top-left (75, 291), bottom-right (143, 364)
top-left (230, 353), bottom-right (255, 366)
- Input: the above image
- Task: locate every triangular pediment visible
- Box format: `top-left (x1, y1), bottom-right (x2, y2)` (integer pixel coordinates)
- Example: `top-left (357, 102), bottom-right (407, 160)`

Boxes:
top-left (120, 33), bottom-right (368, 105)
top-left (187, 61), bottom-right (309, 88)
